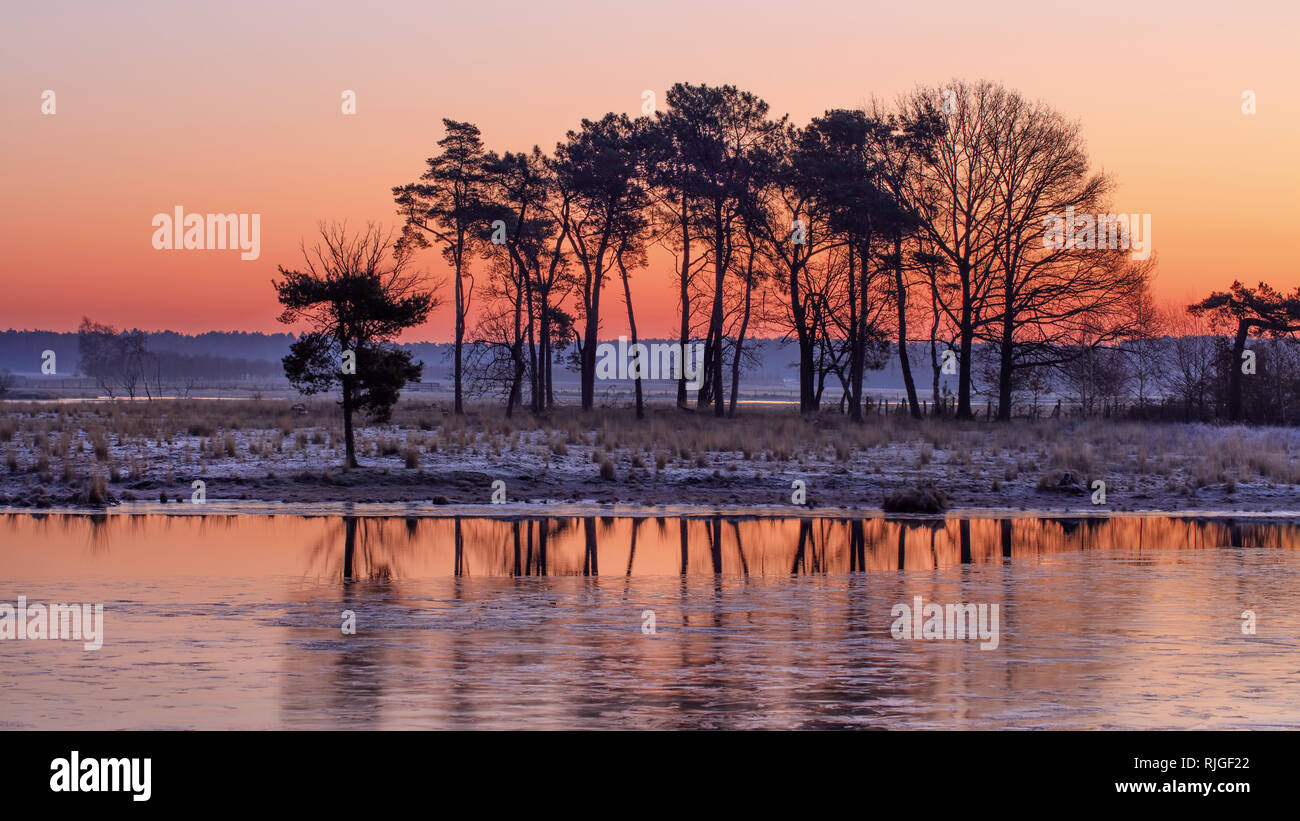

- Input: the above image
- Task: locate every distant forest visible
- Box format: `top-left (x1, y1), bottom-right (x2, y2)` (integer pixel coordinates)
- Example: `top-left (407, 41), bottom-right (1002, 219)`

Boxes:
top-left (0, 329), bottom-right (293, 380)
top-left (0, 328), bottom-right (847, 386)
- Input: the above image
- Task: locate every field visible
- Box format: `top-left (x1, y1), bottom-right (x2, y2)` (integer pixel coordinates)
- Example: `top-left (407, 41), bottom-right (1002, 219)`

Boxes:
top-left (1, 398), bottom-right (1298, 513)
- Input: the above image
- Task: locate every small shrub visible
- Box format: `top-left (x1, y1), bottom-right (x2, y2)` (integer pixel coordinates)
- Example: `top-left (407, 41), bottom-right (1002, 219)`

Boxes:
top-left (1037, 470), bottom-right (1086, 493)
top-left (883, 484), bottom-right (949, 513)
top-left (84, 474), bottom-right (109, 505)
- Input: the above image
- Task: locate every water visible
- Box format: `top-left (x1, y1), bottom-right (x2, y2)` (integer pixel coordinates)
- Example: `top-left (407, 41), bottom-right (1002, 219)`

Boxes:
top-left (2, 512), bottom-right (1298, 729)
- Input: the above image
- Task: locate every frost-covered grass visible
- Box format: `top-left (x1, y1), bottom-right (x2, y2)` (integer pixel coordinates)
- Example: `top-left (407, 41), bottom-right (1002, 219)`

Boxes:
top-left (2, 397), bottom-right (1299, 509)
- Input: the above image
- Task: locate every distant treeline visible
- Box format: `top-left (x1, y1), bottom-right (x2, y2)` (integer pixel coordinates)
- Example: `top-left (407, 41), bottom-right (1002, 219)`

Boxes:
top-left (0, 329), bottom-right (289, 379)
top-left (0, 328), bottom-right (920, 387)
top-left (0, 329), bottom-right (772, 382)
top-left (5, 326), bottom-right (1300, 425)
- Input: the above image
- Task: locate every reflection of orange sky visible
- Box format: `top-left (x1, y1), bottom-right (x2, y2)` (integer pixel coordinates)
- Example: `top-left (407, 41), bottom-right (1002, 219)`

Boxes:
top-left (4, 513), bottom-right (1295, 579)
top-left (2, 1), bottom-right (1297, 339)
top-left (7, 511), bottom-right (1296, 730)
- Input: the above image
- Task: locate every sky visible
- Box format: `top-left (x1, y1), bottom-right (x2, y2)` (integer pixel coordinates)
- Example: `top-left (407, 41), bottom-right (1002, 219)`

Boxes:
top-left (1, 0), bottom-right (1297, 340)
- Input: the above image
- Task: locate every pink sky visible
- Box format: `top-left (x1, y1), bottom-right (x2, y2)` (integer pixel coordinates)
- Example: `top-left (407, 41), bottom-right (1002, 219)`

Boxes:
top-left (1, 0), bottom-right (1296, 339)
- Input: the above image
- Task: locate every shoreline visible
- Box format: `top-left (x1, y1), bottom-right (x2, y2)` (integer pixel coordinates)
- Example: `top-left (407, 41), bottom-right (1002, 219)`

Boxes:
top-left (6, 497), bottom-right (1300, 520)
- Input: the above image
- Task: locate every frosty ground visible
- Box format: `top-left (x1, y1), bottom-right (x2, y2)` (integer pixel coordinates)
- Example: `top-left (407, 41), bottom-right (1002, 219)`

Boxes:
top-left (1, 398), bottom-right (1297, 514)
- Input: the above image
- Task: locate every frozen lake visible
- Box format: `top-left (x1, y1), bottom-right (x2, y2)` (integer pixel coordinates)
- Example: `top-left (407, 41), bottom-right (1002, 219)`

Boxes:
top-left (3, 512), bottom-right (1298, 729)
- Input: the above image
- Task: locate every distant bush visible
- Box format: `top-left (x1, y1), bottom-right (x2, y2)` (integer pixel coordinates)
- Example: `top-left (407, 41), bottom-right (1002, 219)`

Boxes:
top-left (883, 484), bottom-right (948, 513)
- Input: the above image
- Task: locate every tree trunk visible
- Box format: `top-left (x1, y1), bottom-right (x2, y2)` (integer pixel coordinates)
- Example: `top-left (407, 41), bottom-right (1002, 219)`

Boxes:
top-left (1229, 320), bottom-right (1249, 422)
top-left (728, 247), bottom-right (756, 417)
top-left (996, 267), bottom-right (1016, 421)
top-left (341, 375), bottom-right (358, 469)
top-left (454, 235), bottom-right (465, 415)
top-left (786, 242), bottom-right (814, 413)
top-left (579, 244), bottom-right (607, 412)
top-left (709, 202), bottom-right (726, 417)
top-left (895, 237), bottom-right (921, 418)
top-left (996, 311), bottom-right (1014, 421)
top-left (581, 318), bottom-right (597, 410)
top-left (848, 243), bottom-right (864, 423)
top-left (540, 296), bottom-right (553, 411)
top-left (928, 264), bottom-right (942, 415)
top-left (677, 192), bottom-right (691, 410)
top-left (956, 262), bottom-right (974, 420)
top-left (507, 282), bottom-right (524, 418)
top-left (524, 267), bottom-right (539, 414)
top-left (698, 321), bottom-right (716, 409)
top-left (618, 255), bottom-right (644, 420)
top-left (799, 335), bottom-right (814, 413)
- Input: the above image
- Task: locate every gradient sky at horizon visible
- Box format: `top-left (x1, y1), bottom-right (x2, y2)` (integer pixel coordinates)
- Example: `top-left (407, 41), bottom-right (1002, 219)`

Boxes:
top-left (2, 0), bottom-right (1297, 340)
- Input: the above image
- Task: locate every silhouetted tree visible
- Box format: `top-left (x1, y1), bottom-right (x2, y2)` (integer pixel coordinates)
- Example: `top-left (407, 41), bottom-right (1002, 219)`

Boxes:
top-left (896, 82), bottom-right (1005, 419)
top-left (77, 318), bottom-right (121, 398)
top-left (273, 223), bottom-right (436, 468)
top-left (797, 109), bottom-right (910, 421)
top-left (1163, 305), bottom-right (1217, 420)
top-left (74, 319), bottom-right (156, 398)
top-left (394, 119), bottom-right (487, 414)
top-left (478, 147), bottom-right (573, 414)
top-left (749, 124), bottom-right (836, 412)
top-left (981, 91), bottom-right (1148, 420)
top-left (645, 111), bottom-right (707, 409)
top-left (659, 83), bottom-right (782, 416)
top-left (1190, 281), bottom-right (1300, 422)
top-left (552, 113), bottom-right (651, 411)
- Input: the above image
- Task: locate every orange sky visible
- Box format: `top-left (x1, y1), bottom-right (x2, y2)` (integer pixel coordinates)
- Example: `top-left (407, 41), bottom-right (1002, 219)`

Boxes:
top-left (2, 0), bottom-right (1296, 340)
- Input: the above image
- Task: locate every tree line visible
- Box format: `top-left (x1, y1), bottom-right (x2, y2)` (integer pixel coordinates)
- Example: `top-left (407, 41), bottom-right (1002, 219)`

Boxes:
top-left (267, 79), bottom-right (1300, 463)
top-left (387, 79), bottom-right (1159, 422)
